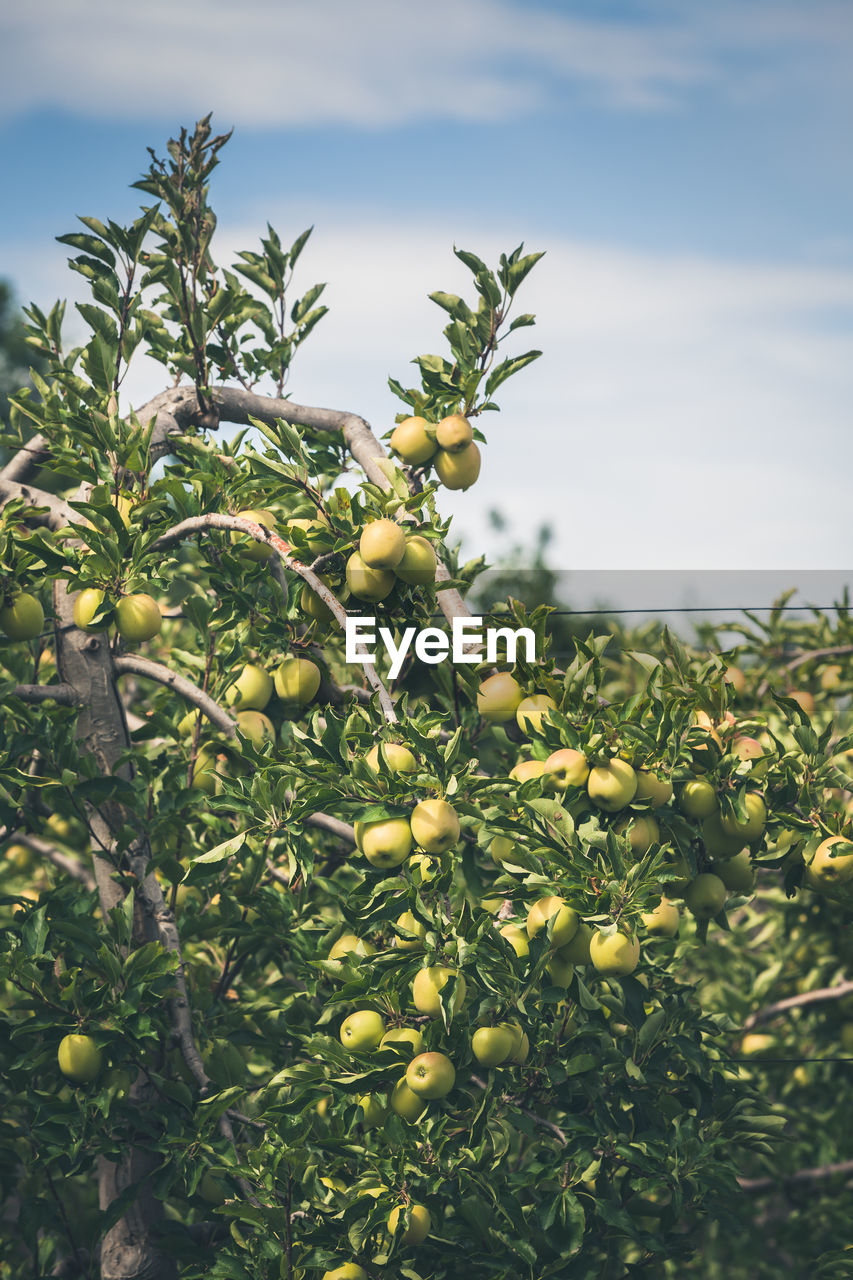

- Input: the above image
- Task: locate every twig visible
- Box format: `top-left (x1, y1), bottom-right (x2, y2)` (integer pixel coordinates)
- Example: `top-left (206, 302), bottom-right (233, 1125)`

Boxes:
top-left (150, 512), bottom-right (397, 723)
top-left (741, 979), bottom-right (853, 1032)
top-left (113, 654), bottom-right (237, 738)
top-left (470, 1073), bottom-right (567, 1145)
top-left (785, 645), bottom-right (853, 674)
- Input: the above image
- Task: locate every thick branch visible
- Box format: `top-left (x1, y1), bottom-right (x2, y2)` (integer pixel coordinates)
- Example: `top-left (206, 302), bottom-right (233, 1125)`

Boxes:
top-left (113, 655), bottom-right (237, 738)
top-left (150, 512), bottom-right (397, 723)
top-left (0, 474), bottom-right (77, 529)
top-left (741, 979), bottom-right (853, 1032)
top-left (0, 433), bottom-right (49, 483)
top-left (305, 812), bottom-right (356, 842)
top-left (11, 682), bottom-right (78, 706)
top-left (785, 645), bottom-right (853, 674)
top-left (738, 1158), bottom-right (853, 1195)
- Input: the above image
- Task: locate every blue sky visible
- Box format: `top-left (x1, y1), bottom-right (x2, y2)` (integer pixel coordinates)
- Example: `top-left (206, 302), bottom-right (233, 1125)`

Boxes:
top-left (1, 0), bottom-right (851, 598)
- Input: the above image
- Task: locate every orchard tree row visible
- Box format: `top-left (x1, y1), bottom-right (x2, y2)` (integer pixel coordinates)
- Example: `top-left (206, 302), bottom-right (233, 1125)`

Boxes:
top-left (1, 119), bottom-right (852, 1280)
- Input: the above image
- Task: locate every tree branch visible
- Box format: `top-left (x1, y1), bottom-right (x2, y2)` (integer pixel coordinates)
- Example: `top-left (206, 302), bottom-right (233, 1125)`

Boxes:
top-left (741, 979), bottom-right (853, 1032)
top-left (11, 682), bottom-right (78, 706)
top-left (305, 812), bottom-right (356, 842)
top-left (0, 433), bottom-right (49, 483)
top-left (150, 512), bottom-right (397, 723)
top-left (738, 1158), bottom-right (853, 1195)
top-left (470, 1073), bottom-right (567, 1146)
top-left (785, 645), bottom-right (853, 674)
top-left (113, 654), bottom-right (237, 738)
top-left (10, 831), bottom-right (96, 890)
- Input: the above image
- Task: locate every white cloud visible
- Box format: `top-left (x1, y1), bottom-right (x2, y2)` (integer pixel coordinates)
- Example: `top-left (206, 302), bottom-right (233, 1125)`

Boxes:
top-left (4, 0), bottom-right (848, 127)
top-left (9, 208), bottom-right (850, 575)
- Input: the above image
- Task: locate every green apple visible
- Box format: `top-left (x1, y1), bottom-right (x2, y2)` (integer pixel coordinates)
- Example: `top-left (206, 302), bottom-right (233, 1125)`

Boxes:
top-left (0, 591), bottom-right (44, 641)
top-left (498, 1019), bottom-right (525, 1057)
top-left (719, 793), bottom-right (767, 842)
top-left (390, 1076), bottom-right (428, 1123)
top-left (587, 760), bottom-right (637, 812)
top-left (634, 769), bottom-right (673, 808)
top-left (73, 587), bottom-right (108, 632)
top-left (559, 921), bottom-right (593, 964)
top-left (285, 515), bottom-right (330, 552)
top-left (225, 663), bottom-right (273, 710)
top-left (477, 672), bottom-right (523, 723)
top-left (436, 413), bottom-right (473, 452)
top-left (339, 1010), bottom-right (385, 1052)
top-left (321, 1266), bottom-right (368, 1280)
top-left (543, 748), bottom-right (589, 790)
top-left (388, 1202), bottom-right (432, 1245)
top-left (684, 873), bottom-right (727, 920)
top-left (499, 924), bottom-right (530, 959)
top-left (641, 898), bottom-right (680, 937)
top-left (365, 742), bottom-right (417, 776)
top-left (510, 1031), bottom-right (530, 1064)
top-left (380, 1027), bottom-right (424, 1056)
top-left (300, 578), bottom-right (336, 622)
top-left (4, 842), bottom-right (36, 872)
top-left (359, 518), bottom-right (406, 569)
top-left (115, 593), bottom-right (161, 642)
top-left (589, 929), bottom-right (641, 977)
top-left (546, 952), bottom-right (575, 987)
top-left (489, 835), bottom-right (518, 866)
top-left (434, 441), bottom-right (481, 489)
top-left (57, 1033), bottom-right (103, 1083)
top-left (711, 850), bottom-right (756, 894)
top-left (659, 853), bottom-right (692, 898)
top-left (274, 656), bottom-right (321, 704)
top-left (516, 694), bottom-right (557, 736)
top-left (406, 1051), bottom-right (455, 1099)
top-left (393, 910), bottom-right (427, 950)
top-left (231, 508), bottom-right (276, 561)
top-left (809, 836), bottom-right (853, 886)
top-left (198, 1170), bottom-right (230, 1205)
top-left (346, 551), bottom-right (395, 602)
top-left (355, 816), bottom-right (413, 868)
top-left (411, 965), bottom-right (466, 1017)
top-left (526, 896), bottom-right (579, 947)
top-left (614, 814), bottom-right (660, 856)
top-left (410, 798), bottom-right (460, 853)
top-left (701, 812), bottom-right (746, 859)
top-left (395, 535), bottom-right (437, 586)
top-left (390, 415), bottom-right (437, 465)
top-left (678, 778), bottom-right (719, 819)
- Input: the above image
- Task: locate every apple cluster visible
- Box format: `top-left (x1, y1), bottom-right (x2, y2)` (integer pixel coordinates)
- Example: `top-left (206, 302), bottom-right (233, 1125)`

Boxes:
top-left (390, 413), bottom-right (482, 491)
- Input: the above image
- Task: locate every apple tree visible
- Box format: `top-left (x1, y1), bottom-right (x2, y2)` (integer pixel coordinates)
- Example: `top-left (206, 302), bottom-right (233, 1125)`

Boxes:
top-left (1, 118), bottom-right (851, 1280)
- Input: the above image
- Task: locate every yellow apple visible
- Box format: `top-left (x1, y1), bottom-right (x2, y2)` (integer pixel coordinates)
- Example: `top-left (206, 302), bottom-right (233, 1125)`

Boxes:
top-left (410, 798), bottom-right (460, 853)
top-left (346, 551), bottom-right (395, 602)
top-left (543, 748), bottom-right (589, 790)
top-left (365, 742), bottom-right (417, 776)
top-left (614, 814), bottom-right (660, 856)
top-left (719, 793), bottom-right (766, 842)
top-left (809, 835), bottom-right (853, 886)
top-left (235, 710), bottom-right (275, 748)
top-left (725, 665), bottom-right (747, 696)
top-left (394, 911), bottom-right (427, 950)
top-left (322, 1265), bottom-right (368, 1280)
top-left (701, 812), bottom-right (745, 859)
top-left (526, 896), bottom-right (579, 947)
top-left (390, 416), bottom-right (436, 465)
top-left (390, 1076), bottom-right (427, 1123)
top-left (357, 1094), bottom-right (387, 1129)
top-left (789, 689), bottom-right (816, 717)
top-left (328, 933), bottom-right (375, 961)
top-left (472, 1025), bottom-right (514, 1067)
top-left (380, 1027), bottom-right (424, 1056)
top-left (684, 873), bottom-right (727, 920)
top-left (0, 591), bottom-right (44, 641)
top-left (339, 1010), bottom-right (385, 1052)
top-left (499, 924), bottom-right (530, 959)
top-left (225, 662), bottom-right (273, 710)
top-left (732, 736), bottom-right (770, 779)
top-left (587, 760), bottom-right (638, 813)
top-left (396, 536), bottom-right (437, 586)
top-left (359, 518), bottom-right (406, 569)
top-left (641, 898), bottom-right (680, 937)
top-left (711, 850), bottom-right (756, 894)
top-left (559, 921), bottom-right (593, 964)
top-left (434, 441), bottom-right (481, 490)
top-left (73, 587), bottom-right (108, 632)
top-left (411, 965), bottom-right (466, 1017)
top-left (510, 759), bottom-right (546, 783)
top-left (115, 593), bottom-right (161, 642)
top-left (57, 1033), bottom-right (103, 1083)
top-left (388, 1202), bottom-right (431, 1245)
top-left (589, 929), bottom-right (641, 977)
top-left (634, 769), bottom-right (673, 808)
top-left (274, 656), bottom-right (321, 704)
top-left (477, 671), bottom-right (523, 722)
top-left (285, 514), bottom-right (330, 552)
top-left (489, 835), bottom-right (518, 865)
top-left (516, 694), bottom-right (557, 736)
top-left (435, 413), bottom-right (473, 452)
top-left (678, 778), bottom-right (719, 819)
top-left (406, 1051), bottom-right (455, 1098)
top-left (231, 508), bottom-right (276, 561)
top-left (355, 816), bottom-right (413, 868)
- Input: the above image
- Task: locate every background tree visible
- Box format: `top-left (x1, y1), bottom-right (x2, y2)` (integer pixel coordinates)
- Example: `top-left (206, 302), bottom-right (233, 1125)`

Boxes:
top-left (0, 118), bottom-right (851, 1280)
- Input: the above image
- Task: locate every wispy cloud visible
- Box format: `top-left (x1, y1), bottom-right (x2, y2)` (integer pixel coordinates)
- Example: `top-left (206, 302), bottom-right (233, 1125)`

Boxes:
top-left (3, 0), bottom-right (848, 127)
